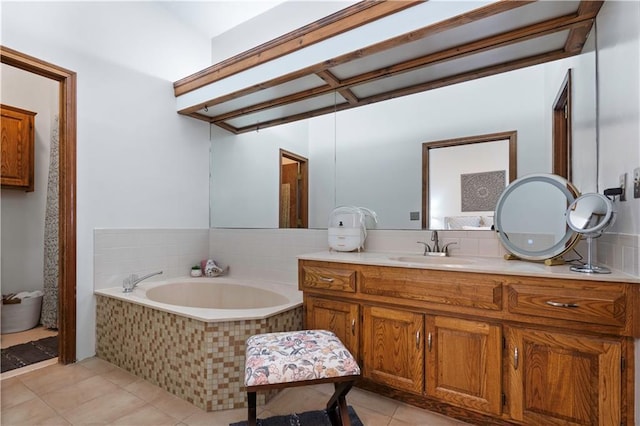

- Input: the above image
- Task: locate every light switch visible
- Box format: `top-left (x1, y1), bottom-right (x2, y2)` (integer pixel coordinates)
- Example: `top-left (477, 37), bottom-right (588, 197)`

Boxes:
top-left (634, 168), bottom-right (640, 199)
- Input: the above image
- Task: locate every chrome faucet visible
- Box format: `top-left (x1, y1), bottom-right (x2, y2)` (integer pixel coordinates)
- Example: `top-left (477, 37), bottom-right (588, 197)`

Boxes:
top-left (122, 270), bottom-right (163, 293)
top-left (417, 231), bottom-right (457, 256)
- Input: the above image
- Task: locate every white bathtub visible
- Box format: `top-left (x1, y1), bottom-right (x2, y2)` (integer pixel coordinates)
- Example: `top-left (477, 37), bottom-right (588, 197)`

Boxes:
top-left (94, 277), bottom-right (302, 322)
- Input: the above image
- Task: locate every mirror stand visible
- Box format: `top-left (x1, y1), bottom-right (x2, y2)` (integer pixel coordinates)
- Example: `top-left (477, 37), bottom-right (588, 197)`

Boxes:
top-left (503, 253), bottom-right (567, 266)
top-left (570, 235), bottom-right (610, 274)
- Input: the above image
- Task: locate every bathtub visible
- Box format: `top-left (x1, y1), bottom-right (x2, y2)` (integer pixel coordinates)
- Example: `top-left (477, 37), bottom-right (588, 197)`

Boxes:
top-left (95, 277), bottom-right (302, 322)
top-left (95, 277), bottom-right (303, 411)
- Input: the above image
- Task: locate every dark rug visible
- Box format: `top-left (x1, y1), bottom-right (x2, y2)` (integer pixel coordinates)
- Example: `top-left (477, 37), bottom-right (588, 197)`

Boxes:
top-left (1, 336), bottom-right (58, 373)
top-left (230, 405), bottom-right (363, 426)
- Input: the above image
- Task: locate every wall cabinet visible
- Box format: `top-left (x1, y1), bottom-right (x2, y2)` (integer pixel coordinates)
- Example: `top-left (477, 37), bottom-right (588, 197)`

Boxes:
top-left (299, 259), bottom-right (637, 425)
top-left (1, 104), bottom-right (36, 192)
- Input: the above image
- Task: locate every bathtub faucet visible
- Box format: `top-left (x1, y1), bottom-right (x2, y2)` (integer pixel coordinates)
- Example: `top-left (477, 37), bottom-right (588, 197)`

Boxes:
top-left (122, 270), bottom-right (163, 293)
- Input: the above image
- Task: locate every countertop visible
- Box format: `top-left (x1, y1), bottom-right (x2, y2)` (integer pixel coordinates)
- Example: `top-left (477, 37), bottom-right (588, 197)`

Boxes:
top-left (298, 251), bottom-right (640, 284)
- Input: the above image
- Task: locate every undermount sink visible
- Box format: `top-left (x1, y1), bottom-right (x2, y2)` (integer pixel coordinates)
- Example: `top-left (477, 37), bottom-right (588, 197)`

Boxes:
top-left (389, 256), bottom-right (475, 266)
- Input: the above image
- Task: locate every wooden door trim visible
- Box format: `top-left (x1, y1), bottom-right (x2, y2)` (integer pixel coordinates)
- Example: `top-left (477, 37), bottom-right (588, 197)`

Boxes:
top-left (1, 46), bottom-right (77, 364)
top-left (552, 69), bottom-right (572, 180)
top-left (279, 149), bottom-right (308, 228)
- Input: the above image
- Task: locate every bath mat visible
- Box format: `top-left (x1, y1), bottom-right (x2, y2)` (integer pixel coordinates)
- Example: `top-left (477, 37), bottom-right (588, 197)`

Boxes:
top-left (1, 336), bottom-right (58, 373)
top-left (230, 405), bottom-right (363, 426)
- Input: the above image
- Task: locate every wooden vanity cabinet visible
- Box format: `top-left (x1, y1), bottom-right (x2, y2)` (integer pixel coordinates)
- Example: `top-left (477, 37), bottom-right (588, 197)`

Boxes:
top-left (361, 304), bottom-right (424, 394)
top-left (1, 104), bottom-right (36, 192)
top-left (426, 315), bottom-right (503, 416)
top-left (299, 259), bottom-right (636, 425)
top-left (304, 295), bottom-right (360, 360)
top-left (507, 327), bottom-right (622, 426)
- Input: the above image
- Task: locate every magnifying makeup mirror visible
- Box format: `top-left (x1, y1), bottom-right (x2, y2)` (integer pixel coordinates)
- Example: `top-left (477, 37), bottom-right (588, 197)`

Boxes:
top-left (565, 193), bottom-right (616, 274)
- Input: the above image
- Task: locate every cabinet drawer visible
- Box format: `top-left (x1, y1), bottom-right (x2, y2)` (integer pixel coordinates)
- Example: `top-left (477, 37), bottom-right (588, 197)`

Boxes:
top-left (300, 265), bottom-right (356, 293)
top-left (508, 283), bottom-right (626, 327)
top-left (360, 267), bottom-right (502, 311)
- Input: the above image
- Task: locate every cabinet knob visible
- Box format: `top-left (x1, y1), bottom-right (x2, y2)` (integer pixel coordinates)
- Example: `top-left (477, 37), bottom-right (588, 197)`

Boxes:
top-left (427, 332), bottom-right (432, 351)
top-left (351, 319), bottom-right (355, 335)
top-left (514, 347), bottom-right (519, 370)
top-left (416, 330), bottom-right (421, 349)
top-left (319, 276), bottom-right (334, 283)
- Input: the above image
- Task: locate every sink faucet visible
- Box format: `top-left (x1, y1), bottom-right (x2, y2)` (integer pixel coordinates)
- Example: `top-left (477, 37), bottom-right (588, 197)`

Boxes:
top-left (122, 270), bottom-right (163, 293)
top-left (431, 230), bottom-right (440, 253)
top-left (417, 231), bottom-right (458, 256)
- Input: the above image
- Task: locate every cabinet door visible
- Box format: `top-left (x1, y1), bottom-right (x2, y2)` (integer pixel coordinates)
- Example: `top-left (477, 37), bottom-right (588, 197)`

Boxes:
top-left (305, 296), bottom-right (359, 360)
top-left (507, 327), bottom-right (621, 425)
top-left (362, 305), bottom-right (424, 394)
top-left (1, 104), bottom-right (35, 191)
top-left (426, 315), bottom-right (502, 415)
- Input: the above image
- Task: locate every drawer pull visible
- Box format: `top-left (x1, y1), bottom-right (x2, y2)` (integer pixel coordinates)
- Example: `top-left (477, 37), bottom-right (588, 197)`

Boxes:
top-left (546, 300), bottom-right (579, 308)
top-left (319, 276), bottom-right (335, 283)
top-left (514, 347), bottom-right (519, 370)
top-left (351, 319), bottom-right (355, 335)
top-left (427, 332), bottom-right (432, 351)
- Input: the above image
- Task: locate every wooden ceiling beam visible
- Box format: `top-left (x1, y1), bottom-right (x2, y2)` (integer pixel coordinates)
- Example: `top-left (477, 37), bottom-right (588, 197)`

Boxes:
top-left (173, 0), bottom-right (421, 96)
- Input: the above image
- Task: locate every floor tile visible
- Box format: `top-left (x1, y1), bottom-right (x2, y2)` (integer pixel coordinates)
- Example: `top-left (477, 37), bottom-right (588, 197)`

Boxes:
top-left (125, 378), bottom-right (175, 403)
top-left (39, 375), bottom-right (119, 412)
top-left (0, 377), bottom-right (38, 410)
top-left (60, 387), bottom-right (146, 424)
top-left (348, 386), bottom-right (399, 417)
top-left (393, 402), bottom-right (465, 425)
top-left (148, 390), bottom-right (202, 421)
top-left (77, 356), bottom-right (118, 375)
top-left (19, 363), bottom-right (95, 396)
top-left (183, 407), bottom-right (246, 426)
top-left (1, 397), bottom-right (69, 425)
top-left (111, 404), bottom-right (179, 426)
top-left (349, 402), bottom-right (393, 426)
top-left (101, 365), bottom-right (140, 387)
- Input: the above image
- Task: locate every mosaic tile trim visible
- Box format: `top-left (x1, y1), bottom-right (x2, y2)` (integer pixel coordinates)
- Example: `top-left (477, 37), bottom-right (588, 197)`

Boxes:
top-left (96, 296), bottom-right (302, 411)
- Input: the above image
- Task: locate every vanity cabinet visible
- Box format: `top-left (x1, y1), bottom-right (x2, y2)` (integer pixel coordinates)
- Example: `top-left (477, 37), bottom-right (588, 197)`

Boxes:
top-left (304, 295), bottom-right (360, 360)
top-left (1, 104), bottom-right (36, 192)
top-left (299, 259), bottom-right (637, 425)
top-left (426, 315), bottom-right (503, 416)
top-left (507, 327), bottom-right (622, 425)
top-left (361, 304), bottom-right (424, 394)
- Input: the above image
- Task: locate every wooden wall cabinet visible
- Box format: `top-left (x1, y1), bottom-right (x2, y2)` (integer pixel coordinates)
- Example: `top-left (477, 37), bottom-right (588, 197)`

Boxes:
top-left (1, 104), bottom-right (36, 192)
top-left (299, 259), bottom-right (636, 425)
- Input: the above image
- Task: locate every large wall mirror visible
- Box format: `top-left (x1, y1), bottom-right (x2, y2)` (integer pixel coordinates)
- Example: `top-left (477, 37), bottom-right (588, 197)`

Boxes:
top-left (422, 131), bottom-right (516, 230)
top-left (209, 49), bottom-right (597, 230)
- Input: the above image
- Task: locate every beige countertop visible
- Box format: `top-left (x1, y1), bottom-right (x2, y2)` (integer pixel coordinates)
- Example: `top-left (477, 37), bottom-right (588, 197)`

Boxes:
top-left (298, 251), bottom-right (640, 284)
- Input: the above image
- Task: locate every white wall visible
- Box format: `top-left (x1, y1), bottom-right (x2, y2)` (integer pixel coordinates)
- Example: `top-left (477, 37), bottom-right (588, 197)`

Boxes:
top-left (2, 2), bottom-right (212, 360)
top-left (1, 65), bottom-right (58, 295)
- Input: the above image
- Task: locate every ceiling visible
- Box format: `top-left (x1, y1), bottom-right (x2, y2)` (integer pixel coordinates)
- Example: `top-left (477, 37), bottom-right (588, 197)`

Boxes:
top-left (173, 0), bottom-right (603, 134)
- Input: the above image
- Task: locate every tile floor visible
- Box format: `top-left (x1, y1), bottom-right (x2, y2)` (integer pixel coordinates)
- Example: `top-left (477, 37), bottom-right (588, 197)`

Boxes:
top-left (1, 357), bottom-right (472, 425)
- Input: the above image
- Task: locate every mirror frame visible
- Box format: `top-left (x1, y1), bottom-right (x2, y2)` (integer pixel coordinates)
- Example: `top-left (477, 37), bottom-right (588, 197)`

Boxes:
top-left (422, 130), bottom-right (517, 229)
top-left (495, 173), bottom-right (580, 262)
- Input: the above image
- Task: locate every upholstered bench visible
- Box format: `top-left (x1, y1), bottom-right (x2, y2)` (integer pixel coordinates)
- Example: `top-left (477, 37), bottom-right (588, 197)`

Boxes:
top-left (244, 329), bottom-right (361, 426)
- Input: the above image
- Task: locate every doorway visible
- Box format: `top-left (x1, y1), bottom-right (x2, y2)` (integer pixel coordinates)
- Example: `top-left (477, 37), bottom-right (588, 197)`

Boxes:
top-left (1, 46), bottom-right (77, 364)
top-left (552, 69), bottom-right (572, 181)
top-left (279, 149), bottom-right (308, 228)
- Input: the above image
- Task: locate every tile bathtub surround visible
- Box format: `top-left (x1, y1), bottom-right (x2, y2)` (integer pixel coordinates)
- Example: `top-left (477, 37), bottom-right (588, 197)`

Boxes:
top-left (95, 295), bottom-right (303, 411)
top-left (94, 228), bottom-right (210, 290)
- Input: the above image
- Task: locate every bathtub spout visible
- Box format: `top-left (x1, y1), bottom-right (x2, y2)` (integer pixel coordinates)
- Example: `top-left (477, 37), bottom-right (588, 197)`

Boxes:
top-left (123, 270), bottom-right (163, 293)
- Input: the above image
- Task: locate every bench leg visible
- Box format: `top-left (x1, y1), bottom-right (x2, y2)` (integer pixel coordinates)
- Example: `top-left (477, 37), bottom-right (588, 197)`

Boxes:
top-left (247, 391), bottom-right (257, 426)
top-left (326, 381), bottom-right (354, 426)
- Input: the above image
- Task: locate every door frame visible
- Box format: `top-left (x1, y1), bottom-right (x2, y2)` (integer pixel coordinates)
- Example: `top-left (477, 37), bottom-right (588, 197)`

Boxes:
top-left (552, 69), bottom-right (572, 180)
top-left (1, 46), bottom-right (77, 364)
top-left (279, 149), bottom-right (308, 228)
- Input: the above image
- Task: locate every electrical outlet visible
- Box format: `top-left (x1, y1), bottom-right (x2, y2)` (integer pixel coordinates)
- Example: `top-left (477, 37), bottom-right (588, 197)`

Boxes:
top-left (409, 211), bottom-right (420, 221)
top-left (620, 173), bottom-right (627, 201)
top-left (634, 167), bottom-right (640, 199)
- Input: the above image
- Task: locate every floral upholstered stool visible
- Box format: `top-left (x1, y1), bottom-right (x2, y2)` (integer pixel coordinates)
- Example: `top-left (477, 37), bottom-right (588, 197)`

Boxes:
top-left (244, 329), bottom-right (361, 426)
